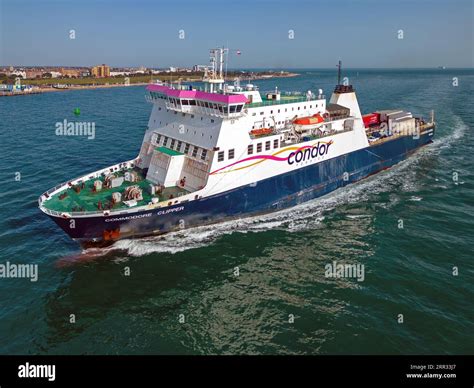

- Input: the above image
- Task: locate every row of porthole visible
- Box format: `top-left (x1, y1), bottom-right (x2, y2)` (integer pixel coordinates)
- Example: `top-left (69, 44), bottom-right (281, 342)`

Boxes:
top-left (215, 137), bottom-right (282, 164)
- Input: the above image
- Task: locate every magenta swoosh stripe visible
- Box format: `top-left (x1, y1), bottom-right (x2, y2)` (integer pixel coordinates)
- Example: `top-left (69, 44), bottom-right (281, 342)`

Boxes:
top-left (211, 154), bottom-right (287, 174)
top-left (210, 145), bottom-right (315, 175)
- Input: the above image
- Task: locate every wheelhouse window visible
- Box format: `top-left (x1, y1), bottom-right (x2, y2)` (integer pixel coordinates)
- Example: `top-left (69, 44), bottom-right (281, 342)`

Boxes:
top-left (228, 149), bottom-right (235, 159)
top-left (273, 139), bottom-right (279, 148)
top-left (265, 141), bottom-right (271, 151)
top-left (177, 141), bottom-right (183, 151)
top-left (170, 139), bottom-right (176, 149)
top-left (257, 143), bottom-right (262, 153)
top-left (217, 151), bottom-right (224, 162)
top-left (163, 137), bottom-right (169, 147)
top-left (192, 146), bottom-right (199, 157)
top-left (184, 143), bottom-right (190, 154)
top-left (201, 149), bottom-right (208, 161)
top-left (248, 144), bottom-right (254, 155)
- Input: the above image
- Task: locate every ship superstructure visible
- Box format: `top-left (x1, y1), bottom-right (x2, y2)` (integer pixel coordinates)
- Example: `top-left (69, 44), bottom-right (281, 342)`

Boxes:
top-left (39, 49), bottom-right (435, 244)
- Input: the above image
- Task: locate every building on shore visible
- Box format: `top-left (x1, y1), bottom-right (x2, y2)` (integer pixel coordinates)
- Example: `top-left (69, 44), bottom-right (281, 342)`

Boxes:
top-left (8, 70), bottom-right (27, 78)
top-left (25, 69), bottom-right (45, 78)
top-left (193, 65), bottom-right (208, 72)
top-left (0, 84), bottom-right (37, 94)
top-left (91, 64), bottom-right (110, 78)
top-left (110, 71), bottom-right (131, 77)
top-left (60, 68), bottom-right (83, 78)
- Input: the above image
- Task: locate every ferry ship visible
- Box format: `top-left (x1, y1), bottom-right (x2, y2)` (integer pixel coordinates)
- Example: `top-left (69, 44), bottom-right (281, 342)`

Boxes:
top-left (39, 48), bottom-right (435, 245)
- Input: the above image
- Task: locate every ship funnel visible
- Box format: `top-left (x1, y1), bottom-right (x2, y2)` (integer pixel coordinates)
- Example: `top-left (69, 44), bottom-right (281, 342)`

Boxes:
top-left (330, 61), bottom-right (362, 120)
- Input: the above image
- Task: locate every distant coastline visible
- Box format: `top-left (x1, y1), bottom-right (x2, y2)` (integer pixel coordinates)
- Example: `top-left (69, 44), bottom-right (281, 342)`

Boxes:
top-left (241, 71), bottom-right (299, 81)
top-left (0, 82), bottom-right (148, 96)
top-left (0, 71), bottom-right (300, 96)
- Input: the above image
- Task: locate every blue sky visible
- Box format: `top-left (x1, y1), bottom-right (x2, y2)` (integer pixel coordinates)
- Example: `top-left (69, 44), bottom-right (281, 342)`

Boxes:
top-left (0, 0), bottom-right (472, 68)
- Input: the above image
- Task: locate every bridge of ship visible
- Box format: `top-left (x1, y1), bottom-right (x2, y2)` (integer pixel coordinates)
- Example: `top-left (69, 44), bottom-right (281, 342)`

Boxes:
top-left (146, 84), bottom-right (326, 118)
top-left (147, 84), bottom-right (248, 118)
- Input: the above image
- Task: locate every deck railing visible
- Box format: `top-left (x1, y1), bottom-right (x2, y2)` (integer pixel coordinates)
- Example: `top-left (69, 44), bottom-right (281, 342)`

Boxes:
top-left (246, 95), bottom-right (325, 109)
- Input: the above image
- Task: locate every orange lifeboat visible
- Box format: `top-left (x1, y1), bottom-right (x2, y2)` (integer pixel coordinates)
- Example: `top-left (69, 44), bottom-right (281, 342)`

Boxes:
top-left (293, 113), bottom-right (325, 126)
top-left (250, 128), bottom-right (273, 137)
top-left (293, 113), bottom-right (325, 133)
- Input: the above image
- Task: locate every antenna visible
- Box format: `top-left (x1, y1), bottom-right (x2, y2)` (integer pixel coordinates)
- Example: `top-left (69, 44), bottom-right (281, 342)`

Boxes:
top-left (337, 60), bottom-right (342, 85)
top-left (219, 47), bottom-right (224, 79)
top-left (225, 42), bottom-right (229, 80)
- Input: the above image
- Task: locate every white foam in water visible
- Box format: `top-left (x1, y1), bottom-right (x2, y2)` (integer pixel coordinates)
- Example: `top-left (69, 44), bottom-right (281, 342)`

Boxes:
top-left (346, 214), bottom-right (372, 219)
top-left (432, 114), bottom-right (467, 148)
top-left (86, 114), bottom-right (467, 257)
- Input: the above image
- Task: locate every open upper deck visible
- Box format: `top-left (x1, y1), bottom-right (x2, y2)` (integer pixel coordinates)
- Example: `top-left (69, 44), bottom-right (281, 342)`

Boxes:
top-left (41, 166), bottom-right (188, 215)
top-left (245, 93), bottom-right (325, 109)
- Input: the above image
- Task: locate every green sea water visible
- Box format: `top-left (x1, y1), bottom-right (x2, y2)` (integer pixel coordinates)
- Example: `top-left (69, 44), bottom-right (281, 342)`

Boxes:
top-left (0, 69), bottom-right (472, 354)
